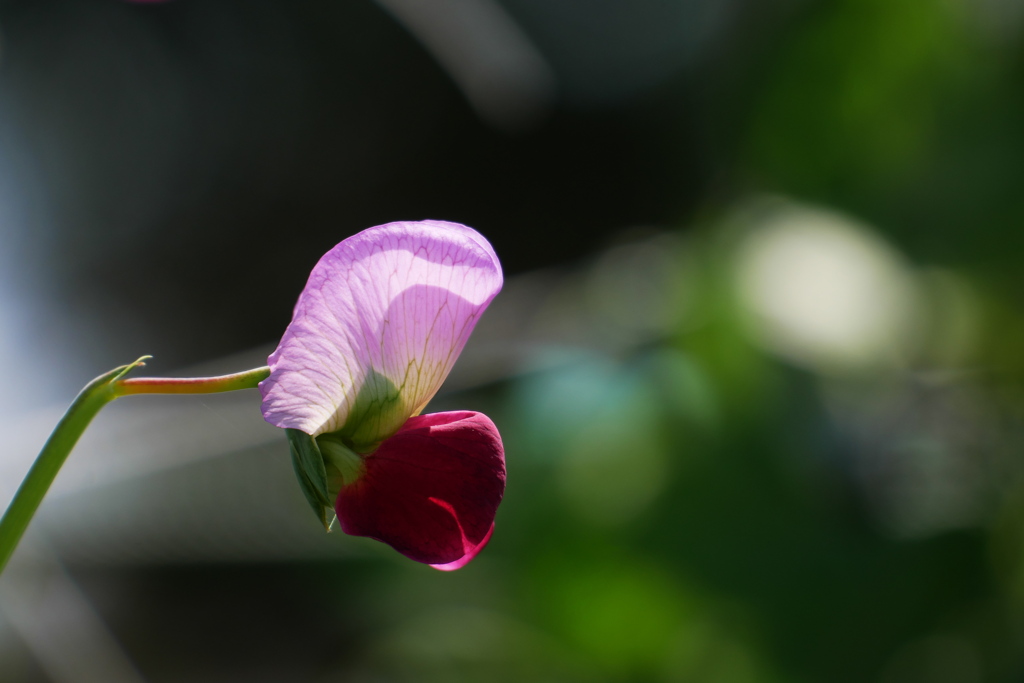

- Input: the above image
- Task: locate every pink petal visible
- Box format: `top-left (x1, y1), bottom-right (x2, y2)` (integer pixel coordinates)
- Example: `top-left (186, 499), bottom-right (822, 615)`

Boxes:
top-left (335, 411), bottom-right (505, 568)
top-left (259, 221), bottom-right (502, 446)
top-left (430, 524), bottom-right (494, 571)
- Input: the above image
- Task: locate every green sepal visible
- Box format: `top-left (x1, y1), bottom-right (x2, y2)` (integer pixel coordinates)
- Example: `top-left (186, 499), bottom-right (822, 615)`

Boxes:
top-left (286, 428), bottom-right (334, 531)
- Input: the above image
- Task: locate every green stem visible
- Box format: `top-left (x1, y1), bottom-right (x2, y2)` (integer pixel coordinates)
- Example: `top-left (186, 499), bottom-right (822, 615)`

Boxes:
top-left (117, 366), bottom-right (271, 395)
top-left (0, 358), bottom-right (271, 575)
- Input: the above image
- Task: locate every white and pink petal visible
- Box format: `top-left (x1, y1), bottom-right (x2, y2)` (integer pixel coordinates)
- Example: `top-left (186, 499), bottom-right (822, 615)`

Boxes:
top-left (259, 221), bottom-right (503, 447)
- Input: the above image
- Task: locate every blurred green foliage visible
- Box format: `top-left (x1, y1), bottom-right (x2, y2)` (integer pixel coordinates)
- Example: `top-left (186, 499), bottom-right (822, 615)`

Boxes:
top-left (294, 1), bottom-right (1024, 681)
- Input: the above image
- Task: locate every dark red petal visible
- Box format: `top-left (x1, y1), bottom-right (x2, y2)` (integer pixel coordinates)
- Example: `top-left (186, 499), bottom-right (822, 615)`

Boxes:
top-left (335, 411), bottom-right (505, 568)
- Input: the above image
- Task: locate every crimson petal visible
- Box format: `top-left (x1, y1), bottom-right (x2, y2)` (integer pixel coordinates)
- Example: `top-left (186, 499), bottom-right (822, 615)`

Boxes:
top-left (335, 411), bottom-right (505, 568)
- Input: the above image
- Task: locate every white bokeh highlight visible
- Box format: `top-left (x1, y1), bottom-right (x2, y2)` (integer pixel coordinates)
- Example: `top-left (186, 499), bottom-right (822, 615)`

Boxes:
top-left (734, 202), bottom-right (920, 373)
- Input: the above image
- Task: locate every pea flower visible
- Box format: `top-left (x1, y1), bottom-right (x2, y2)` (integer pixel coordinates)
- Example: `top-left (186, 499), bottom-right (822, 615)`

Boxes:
top-left (259, 220), bottom-right (505, 570)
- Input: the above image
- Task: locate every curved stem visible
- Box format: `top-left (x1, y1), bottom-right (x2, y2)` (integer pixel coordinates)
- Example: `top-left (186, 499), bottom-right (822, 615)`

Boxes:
top-left (0, 359), bottom-right (270, 575)
top-left (116, 366), bottom-right (270, 396)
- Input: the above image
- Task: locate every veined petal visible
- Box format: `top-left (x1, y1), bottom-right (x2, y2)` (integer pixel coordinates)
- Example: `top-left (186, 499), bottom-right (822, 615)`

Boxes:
top-left (336, 411), bottom-right (505, 567)
top-left (259, 221), bottom-right (502, 445)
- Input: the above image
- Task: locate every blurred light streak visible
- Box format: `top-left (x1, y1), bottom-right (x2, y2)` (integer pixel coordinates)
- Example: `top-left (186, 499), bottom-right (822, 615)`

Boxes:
top-left (444, 231), bottom-right (688, 388)
top-left (0, 541), bottom-right (145, 683)
top-left (374, 0), bottom-right (555, 130)
top-left (0, 135), bottom-right (88, 415)
top-left (0, 349), bottom-right (279, 515)
top-left (585, 232), bottom-right (689, 348)
top-left (502, 0), bottom-right (733, 106)
top-left (733, 200), bottom-right (920, 374)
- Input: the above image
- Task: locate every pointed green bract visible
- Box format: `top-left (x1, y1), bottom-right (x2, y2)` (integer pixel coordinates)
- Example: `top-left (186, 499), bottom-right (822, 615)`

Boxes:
top-left (286, 428), bottom-right (334, 531)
